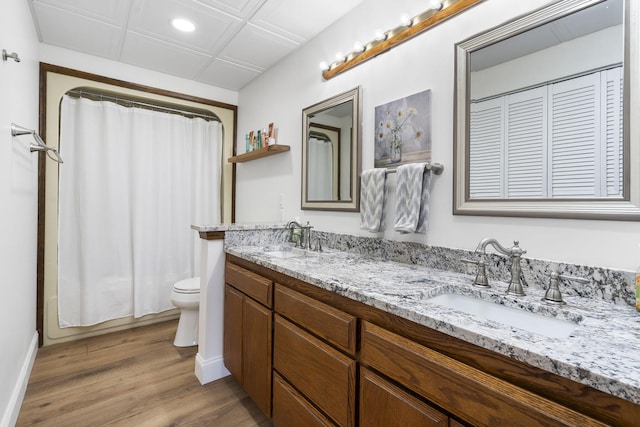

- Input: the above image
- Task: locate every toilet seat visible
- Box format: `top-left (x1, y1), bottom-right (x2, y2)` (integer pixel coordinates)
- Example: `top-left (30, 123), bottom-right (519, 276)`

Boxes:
top-left (173, 277), bottom-right (200, 294)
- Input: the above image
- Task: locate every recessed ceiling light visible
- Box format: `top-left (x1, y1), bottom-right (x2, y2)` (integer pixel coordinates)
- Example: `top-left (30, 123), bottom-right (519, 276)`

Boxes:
top-left (171, 18), bottom-right (195, 32)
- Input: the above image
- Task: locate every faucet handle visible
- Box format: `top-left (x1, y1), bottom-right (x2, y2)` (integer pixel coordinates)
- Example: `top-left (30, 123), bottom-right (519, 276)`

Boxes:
top-left (304, 222), bottom-right (313, 250)
top-left (542, 267), bottom-right (589, 305)
top-left (510, 240), bottom-right (527, 256)
top-left (558, 273), bottom-right (589, 284)
top-left (313, 236), bottom-right (325, 252)
top-left (461, 258), bottom-right (490, 288)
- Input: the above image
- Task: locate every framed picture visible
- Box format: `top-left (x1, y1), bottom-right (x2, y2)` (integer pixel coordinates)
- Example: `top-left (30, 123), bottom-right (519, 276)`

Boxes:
top-left (374, 89), bottom-right (432, 168)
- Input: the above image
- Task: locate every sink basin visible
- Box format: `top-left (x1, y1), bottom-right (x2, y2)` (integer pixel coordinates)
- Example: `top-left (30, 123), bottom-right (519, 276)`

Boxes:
top-left (263, 250), bottom-right (304, 259)
top-left (427, 293), bottom-right (578, 339)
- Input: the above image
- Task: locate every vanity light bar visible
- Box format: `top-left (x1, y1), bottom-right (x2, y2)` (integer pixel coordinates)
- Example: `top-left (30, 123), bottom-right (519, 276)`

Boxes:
top-left (321, 0), bottom-right (484, 80)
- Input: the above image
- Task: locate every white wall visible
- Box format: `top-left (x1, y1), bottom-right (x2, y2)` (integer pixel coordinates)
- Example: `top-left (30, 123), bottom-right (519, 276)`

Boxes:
top-left (236, 0), bottom-right (640, 272)
top-left (0, 0), bottom-right (41, 425)
top-left (39, 45), bottom-right (238, 106)
top-left (471, 25), bottom-right (623, 100)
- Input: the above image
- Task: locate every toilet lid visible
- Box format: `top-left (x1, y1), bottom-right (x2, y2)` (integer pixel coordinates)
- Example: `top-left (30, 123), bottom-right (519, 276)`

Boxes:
top-left (173, 277), bottom-right (200, 293)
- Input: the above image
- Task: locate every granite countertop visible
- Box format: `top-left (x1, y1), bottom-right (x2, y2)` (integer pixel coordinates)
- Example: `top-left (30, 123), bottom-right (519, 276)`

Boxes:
top-left (192, 224), bottom-right (283, 232)
top-left (225, 243), bottom-right (640, 405)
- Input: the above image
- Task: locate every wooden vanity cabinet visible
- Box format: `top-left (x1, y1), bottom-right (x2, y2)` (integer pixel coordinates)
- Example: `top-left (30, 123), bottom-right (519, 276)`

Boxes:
top-left (225, 254), bottom-right (638, 427)
top-left (223, 263), bottom-right (273, 417)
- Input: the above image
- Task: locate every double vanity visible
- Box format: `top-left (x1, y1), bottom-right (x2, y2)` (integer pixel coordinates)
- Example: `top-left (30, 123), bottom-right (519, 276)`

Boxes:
top-left (194, 0), bottom-right (640, 424)
top-left (201, 224), bottom-right (640, 426)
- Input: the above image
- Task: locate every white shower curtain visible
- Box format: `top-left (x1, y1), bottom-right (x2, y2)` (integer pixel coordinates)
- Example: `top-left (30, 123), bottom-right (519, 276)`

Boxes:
top-left (308, 138), bottom-right (333, 200)
top-left (57, 95), bottom-right (221, 327)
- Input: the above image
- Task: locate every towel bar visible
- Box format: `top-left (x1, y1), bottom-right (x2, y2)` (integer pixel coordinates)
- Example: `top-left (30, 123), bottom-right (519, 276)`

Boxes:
top-left (385, 162), bottom-right (443, 175)
top-left (10, 123), bottom-right (64, 164)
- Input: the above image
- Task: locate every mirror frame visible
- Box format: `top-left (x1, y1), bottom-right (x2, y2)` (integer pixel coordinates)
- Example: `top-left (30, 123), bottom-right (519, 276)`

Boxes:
top-left (302, 86), bottom-right (362, 211)
top-left (453, 0), bottom-right (640, 220)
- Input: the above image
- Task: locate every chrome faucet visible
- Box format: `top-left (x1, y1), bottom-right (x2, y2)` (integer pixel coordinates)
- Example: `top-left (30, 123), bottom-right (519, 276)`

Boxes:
top-left (475, 238), bottom-right (527, 296)
top-left (286, 220), bottom-right (312, 250)
top-left (286, 220), bottom-right (304, 248)
top-left (286, 219), bottom-right (303, 229)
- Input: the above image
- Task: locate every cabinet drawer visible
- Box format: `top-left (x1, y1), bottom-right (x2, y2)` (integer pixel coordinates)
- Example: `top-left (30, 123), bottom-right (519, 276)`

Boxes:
top-left (360, 367), bottom-right (447, 427)
top-left (225, 262), bottom-right (273, 307)
top-left (360, 321), bottom-right (607, 427)
top-left (273, 373), bottom-right (336, 427)
top-left (275, 284), bottom-right (357, 355)
top-left (274, 315), bottom-right (356, 427)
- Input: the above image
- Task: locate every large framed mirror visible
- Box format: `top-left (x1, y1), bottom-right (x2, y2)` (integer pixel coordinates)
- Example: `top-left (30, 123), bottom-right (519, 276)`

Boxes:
top-left (454, 0), bottom-right (640, 219)
top-left (302, 86), bottom-right (361, 211)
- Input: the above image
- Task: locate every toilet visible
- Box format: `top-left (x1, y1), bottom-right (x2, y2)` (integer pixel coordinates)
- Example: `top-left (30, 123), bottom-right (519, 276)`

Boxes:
top-left (170, 277), bottom-right (201, 347)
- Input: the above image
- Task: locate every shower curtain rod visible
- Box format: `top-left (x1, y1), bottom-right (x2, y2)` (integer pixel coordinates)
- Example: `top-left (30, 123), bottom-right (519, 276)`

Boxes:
top-left (309, 130), bottom-right (332, 142)
top-left (66, 89), bottom-right (220, 122)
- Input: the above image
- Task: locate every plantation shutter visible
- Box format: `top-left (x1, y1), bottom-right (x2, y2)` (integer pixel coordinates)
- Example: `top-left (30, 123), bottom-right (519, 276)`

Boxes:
top-left (469, 97), bottom-right (504, 198)
top-left (468, 66), bottom-right (622, 200)
top-left (505, 87), bottom-right (547, 198)
top-left (603, 67), bottom-right (623, 197)
top-left (548, 73), bottom-right (601, 197)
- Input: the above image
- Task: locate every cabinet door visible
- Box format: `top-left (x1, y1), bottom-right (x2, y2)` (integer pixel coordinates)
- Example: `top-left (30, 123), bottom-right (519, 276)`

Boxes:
top-left (360, 367), bottom-right (447, 427)
top-left (243, 297), bottom-right (273, 418)
top-left (223, 284), bottom-right (243, 382)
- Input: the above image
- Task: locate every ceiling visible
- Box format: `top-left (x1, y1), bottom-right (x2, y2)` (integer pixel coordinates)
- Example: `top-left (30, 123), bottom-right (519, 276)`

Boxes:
top-left (29, 0), bottom-right (363, 91)
top-left (471, 0), bottom-right (622, 71)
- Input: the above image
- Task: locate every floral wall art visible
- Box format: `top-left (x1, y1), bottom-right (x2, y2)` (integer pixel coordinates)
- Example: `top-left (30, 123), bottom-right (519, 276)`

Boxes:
top-left (374, 89), bottom-right (432, 168)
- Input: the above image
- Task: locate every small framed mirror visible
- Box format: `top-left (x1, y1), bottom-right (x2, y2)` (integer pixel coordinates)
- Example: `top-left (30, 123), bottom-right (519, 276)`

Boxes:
top-left (454, 0), bottom-right (640, 219)
top-left (302, 86), bottom-right (361, 211)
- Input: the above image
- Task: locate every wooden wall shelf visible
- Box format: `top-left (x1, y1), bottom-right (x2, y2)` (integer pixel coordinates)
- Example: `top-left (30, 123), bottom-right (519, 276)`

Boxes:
top-left (228, 145), bottom-right (290, 163)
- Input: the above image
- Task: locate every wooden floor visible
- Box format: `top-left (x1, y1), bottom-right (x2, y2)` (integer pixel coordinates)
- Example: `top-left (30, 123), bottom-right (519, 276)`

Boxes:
top-left (17, 320), bottom-right (271, 427)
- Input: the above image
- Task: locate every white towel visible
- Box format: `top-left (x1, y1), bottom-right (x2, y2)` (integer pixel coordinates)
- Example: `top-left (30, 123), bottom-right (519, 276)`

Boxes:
top-left (394, 163), bottom-right (431, 234)
top-left (360, 168), bottom-right (387, 232)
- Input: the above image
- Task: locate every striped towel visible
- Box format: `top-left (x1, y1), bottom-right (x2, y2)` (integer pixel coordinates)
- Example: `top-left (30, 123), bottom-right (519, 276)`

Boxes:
top-left (394, 163), bottom-right (431, 234)
top-left (360, 168), bottom-right (387, 232)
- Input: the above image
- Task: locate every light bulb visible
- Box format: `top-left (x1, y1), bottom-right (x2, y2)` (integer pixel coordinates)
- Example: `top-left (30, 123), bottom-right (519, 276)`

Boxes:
top-left (171, 18), bottom-right (195, 32)
top-left (400, 14), bottom-right (412, 27)
top-left (353, 41), bottom-right (365, 53)
top-left (429, 0), bottom-right (443, 11)
top-left (319, 61), bottom-right (329, 71)
top-left (374, 30), bottom-right (386, 42)
top-left (335, 52), bottom-right (346, 62)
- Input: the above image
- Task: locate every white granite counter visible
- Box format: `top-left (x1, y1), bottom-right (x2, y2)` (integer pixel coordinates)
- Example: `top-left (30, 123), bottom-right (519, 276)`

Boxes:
top-left (192, 223), bottom-right (284, 232)
top-left (225, 243), bottom-right (640, 405)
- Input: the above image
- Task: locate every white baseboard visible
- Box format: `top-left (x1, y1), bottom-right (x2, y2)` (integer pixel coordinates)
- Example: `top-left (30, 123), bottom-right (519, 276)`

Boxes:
top-left (1, 331), bottom-right (38, 427)
top-left (194, 353), bottom-right (230, 385)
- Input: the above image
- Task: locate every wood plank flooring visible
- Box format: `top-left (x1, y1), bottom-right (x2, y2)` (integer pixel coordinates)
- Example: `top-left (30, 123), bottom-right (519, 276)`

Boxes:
top-left (17, 320), bottom-right (272, 427)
